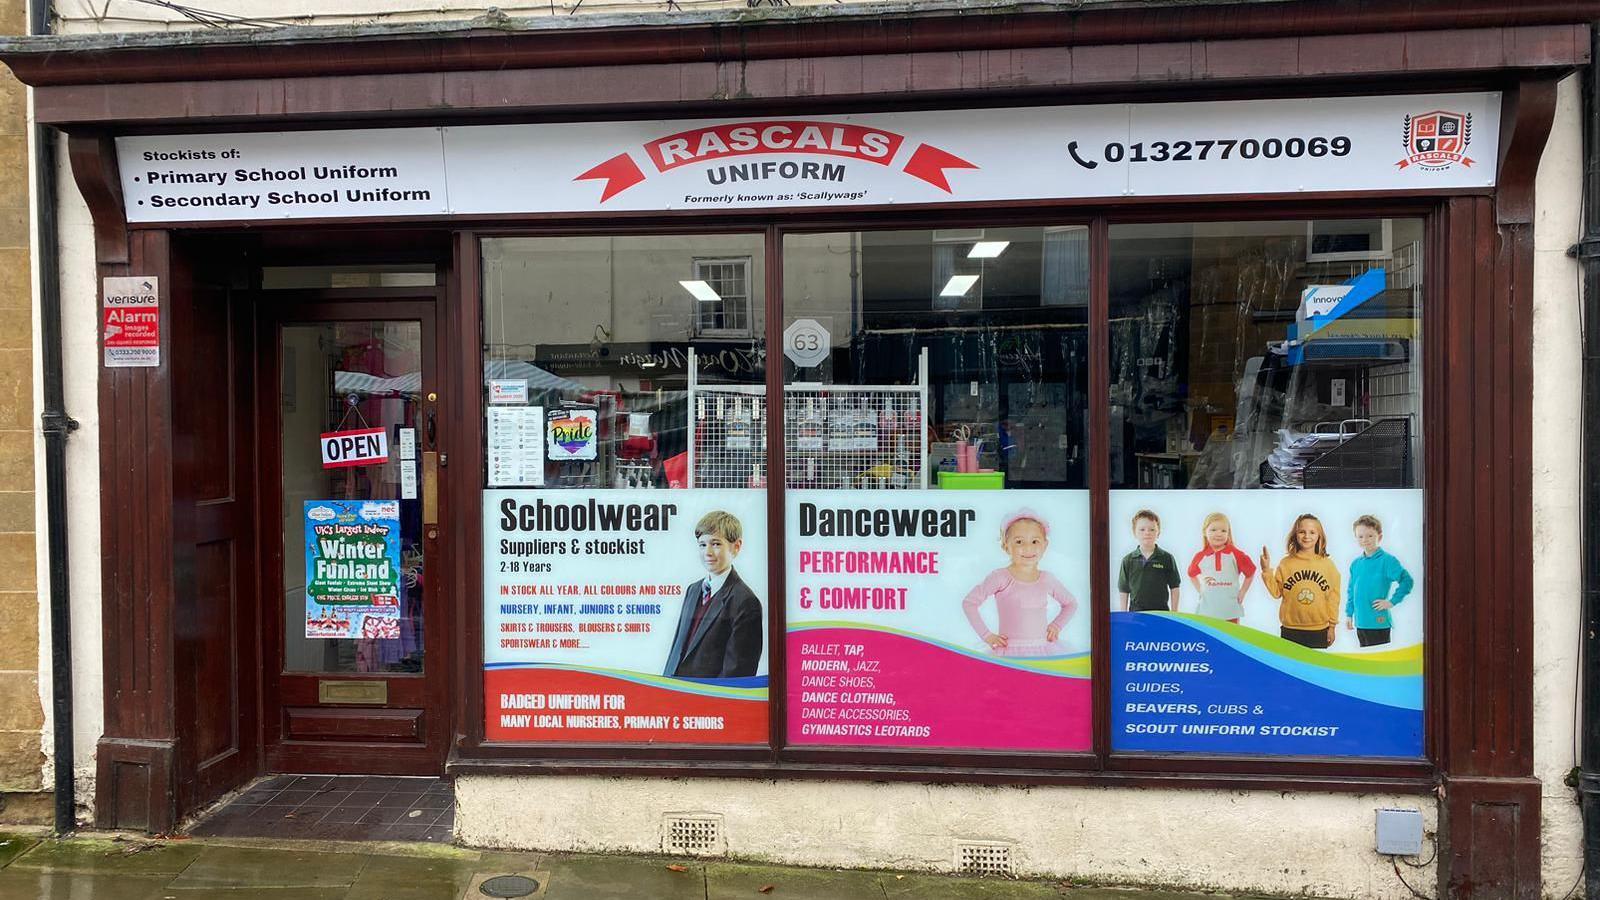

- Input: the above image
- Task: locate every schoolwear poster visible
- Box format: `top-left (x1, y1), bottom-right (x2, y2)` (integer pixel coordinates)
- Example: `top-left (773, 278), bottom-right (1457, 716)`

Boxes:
top-left (482, 489), bottom-right (768, 744)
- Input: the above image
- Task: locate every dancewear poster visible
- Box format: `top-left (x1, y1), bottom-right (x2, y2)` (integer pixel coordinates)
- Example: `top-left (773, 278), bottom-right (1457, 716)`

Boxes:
top-left (483, 489), bottom-right (768, 744)
top-left (1108, 489), bottom-right (1423, 758)
top-left (786, 490), bottom-right (1092, 751)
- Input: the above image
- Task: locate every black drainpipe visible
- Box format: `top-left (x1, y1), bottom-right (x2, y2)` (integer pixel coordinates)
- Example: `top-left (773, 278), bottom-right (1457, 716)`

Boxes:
top-left (29, 0), bottom-right (78, 835)
top-left (1579, 20), bottom-right (1600, 900)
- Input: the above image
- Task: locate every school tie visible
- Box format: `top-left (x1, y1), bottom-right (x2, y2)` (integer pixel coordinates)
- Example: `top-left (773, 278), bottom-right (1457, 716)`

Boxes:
top-left (688, 579), bottom-right (715, 642)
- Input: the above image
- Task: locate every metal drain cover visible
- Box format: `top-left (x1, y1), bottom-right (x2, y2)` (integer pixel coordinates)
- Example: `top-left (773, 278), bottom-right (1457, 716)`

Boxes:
top-left (480, 874), bottom-right (540, 898)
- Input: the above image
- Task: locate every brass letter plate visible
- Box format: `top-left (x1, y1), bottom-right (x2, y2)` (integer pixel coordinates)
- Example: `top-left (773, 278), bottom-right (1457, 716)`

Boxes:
top-left (422, 451), bottom-right (439, 524)
top-left (319, 680), bottom-right (388, 705)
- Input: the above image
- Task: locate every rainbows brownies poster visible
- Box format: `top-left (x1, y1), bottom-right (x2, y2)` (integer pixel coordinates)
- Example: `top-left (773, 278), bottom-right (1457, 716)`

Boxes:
top-left (547, 409), bottom-right (599, 461)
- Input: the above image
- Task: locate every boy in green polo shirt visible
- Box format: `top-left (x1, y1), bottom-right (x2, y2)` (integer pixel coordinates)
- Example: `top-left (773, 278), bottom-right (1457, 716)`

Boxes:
top-left (1119, 509), bottom-right (1181, 612)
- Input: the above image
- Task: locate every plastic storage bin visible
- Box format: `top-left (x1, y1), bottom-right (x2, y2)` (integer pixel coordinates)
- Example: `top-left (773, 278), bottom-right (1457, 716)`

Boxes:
top-left (937, 471), bottom-right (1005, 490)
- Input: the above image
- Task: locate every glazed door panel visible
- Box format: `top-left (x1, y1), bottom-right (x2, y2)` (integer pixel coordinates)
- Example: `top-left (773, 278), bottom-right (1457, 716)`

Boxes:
top-left (260, 297), bottom-right (448, 774)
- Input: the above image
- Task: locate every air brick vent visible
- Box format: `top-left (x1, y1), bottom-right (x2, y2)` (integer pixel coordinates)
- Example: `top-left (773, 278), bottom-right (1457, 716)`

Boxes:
top-left (663, 814), bottom-right (725, 856)
top-left (956, 841), bottom-right (1013, 877)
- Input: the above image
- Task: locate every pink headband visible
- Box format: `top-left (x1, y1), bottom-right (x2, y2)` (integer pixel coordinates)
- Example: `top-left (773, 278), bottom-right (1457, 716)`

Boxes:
top-left (1000, 509), bottom-right (1049, 539)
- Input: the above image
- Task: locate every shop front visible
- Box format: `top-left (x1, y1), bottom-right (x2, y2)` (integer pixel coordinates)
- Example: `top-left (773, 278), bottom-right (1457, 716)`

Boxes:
top-left (2, 2), bottom-right (1590, 895)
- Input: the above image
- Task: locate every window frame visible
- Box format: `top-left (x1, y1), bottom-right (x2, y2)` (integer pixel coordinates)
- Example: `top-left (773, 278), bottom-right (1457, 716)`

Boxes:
top-left (691, 255), bottom-right (756, 339)
top-left (450, 198), bottom-right (1445, 793)
top-left (1305, 218), bottom-right (1395, 263)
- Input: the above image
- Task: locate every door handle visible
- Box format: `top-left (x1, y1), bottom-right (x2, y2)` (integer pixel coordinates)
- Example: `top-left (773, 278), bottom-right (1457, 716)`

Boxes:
top-left (422, 451), bottom-right (439, 524)
top-left (426, 409), bottom-right (436, 447)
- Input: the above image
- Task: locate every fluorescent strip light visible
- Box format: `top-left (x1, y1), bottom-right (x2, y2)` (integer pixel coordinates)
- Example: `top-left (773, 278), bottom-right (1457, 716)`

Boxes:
top-left (940, 274), bottom-right (980, 297)
top-left (679, 280), bottom-right (722, 303)
top-left (967, 241), bottom-right (1010, 259)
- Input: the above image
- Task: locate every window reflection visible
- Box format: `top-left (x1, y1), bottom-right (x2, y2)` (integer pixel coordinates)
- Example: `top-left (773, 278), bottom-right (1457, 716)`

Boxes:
top-left (783, 227), bottom-right (1090, 489)
top-left (1108, 219), bottom-right (1423, 489)
top-left (482, 235), bottom-right (766, 490)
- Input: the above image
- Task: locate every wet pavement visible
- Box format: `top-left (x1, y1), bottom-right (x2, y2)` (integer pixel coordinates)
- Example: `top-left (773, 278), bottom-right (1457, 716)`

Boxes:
top-left (0, 831), bottom-right (1227, 899)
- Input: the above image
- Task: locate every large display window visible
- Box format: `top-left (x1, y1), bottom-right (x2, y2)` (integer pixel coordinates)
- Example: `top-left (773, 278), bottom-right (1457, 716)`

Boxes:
top-left (780, 227), bottom-right (1092, 752)
top-left (474, 214), bottom-right (1429, 769)
top-left (1106, 219), bottom-right (1424, 759)
top-left (480, 234), bottom-right (770, 746)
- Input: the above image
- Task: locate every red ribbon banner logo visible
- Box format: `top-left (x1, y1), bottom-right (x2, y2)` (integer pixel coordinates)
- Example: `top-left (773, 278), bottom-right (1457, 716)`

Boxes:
top-left (575, 120), bottom-right (977, 202)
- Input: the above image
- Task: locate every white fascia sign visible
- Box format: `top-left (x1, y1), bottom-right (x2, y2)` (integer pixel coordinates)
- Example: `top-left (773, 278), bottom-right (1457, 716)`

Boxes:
top-left (116, 92), bottom-right (1501, 223)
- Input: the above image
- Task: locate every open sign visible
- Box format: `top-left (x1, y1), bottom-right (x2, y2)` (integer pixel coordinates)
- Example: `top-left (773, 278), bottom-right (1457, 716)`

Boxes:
top-left (320, 427), bottom-right (389, 469)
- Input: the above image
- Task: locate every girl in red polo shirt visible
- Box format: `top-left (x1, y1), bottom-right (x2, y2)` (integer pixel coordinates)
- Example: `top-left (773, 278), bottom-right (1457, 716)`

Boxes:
top-left (1187, 512), bottom-right (1256, 623)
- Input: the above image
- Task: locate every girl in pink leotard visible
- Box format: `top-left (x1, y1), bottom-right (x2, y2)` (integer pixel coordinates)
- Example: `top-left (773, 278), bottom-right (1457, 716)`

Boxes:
top-left (962, 509), bottom-right (1078, 658)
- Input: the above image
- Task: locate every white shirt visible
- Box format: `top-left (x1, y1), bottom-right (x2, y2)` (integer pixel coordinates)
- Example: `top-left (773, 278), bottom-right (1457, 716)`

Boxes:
top-left (703, 568), bottom-right (732, 601)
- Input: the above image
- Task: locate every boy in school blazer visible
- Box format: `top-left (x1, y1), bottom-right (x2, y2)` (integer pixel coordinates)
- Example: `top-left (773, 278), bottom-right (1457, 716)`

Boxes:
top-left (663, 510), bottom-right (764, 678)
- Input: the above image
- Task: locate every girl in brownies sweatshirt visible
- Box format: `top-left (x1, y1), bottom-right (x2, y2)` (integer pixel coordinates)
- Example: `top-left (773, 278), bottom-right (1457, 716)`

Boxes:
top-left (1259, 514), bottom-right (1342, 649)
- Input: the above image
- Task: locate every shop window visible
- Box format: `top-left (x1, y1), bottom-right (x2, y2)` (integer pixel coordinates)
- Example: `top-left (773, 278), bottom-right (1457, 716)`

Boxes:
top-left (479, 234), bottom-right (769, 746)
top-left (1306, 219), bottom-right (1392, 262)
top-left (468, 215), bottom-right (1429, 771)
top-left (930, 229), bottom-right (987, 310)
top-left (692, 257), bottom-right (753, 337)
top-left (1041, 226), bottom-right (1090, 307)
top-left (1106, 219), bottom-right (1424, 759)
top-left (781, 226), bottom-right (1092, 753)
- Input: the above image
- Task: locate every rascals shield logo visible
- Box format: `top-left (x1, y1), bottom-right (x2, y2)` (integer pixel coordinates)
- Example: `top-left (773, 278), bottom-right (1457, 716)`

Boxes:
top-left (1397, 110), bottom-right (1474, 171)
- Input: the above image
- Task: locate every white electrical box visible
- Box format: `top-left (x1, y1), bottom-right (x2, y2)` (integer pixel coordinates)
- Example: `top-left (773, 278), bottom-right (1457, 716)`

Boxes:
top-left (1375, 807), bottom-right (1424, 856)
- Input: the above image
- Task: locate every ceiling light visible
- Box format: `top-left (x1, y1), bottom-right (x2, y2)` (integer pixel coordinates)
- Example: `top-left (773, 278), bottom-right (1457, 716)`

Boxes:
top-left (680, 280), bottom-right (722, 303)
top-left (968, 241), bottom-right (1010, 259)
top-left (940, 275), bottom-right (980, 297)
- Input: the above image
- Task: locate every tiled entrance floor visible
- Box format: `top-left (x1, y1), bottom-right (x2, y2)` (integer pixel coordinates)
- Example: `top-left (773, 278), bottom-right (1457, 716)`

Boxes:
top-left (188, 775), bottom-right (453, 843)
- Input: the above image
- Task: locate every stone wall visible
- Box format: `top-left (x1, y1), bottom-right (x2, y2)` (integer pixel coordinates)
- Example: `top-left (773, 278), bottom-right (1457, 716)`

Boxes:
top-left (55, 0), bottom-right (859, 33)
top-left (1532, 74), bottom-right (1587, 895)
top-left (0, 0), bottom-right (44, 825)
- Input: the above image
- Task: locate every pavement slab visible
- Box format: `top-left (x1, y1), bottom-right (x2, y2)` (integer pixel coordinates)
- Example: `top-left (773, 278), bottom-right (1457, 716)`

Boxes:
top-left (0, 870), bottom-right (174, 900)
top-left (346, 852), bottom-right (483, 900)
top-left (706, 861), bottom-right (895, 899)
top-left (163, 888), bottom-right (351, 900)
top-left (542, 853), bottom-right (706, 900)
top-left (466, 870), bottom-right (551, 898)
top-left (882, 871), bottom-right (1070, 899)
top-left (0, 836), bottom-right (1271, 900)
top-left (0, 833), bottom-right (40, 869)
top-left (1056, 883), bottom-right (1228, 890)
top-left (473, 849), bottom-right (547, 871)
top-left (7, 837), bottom-right (204, 877)
top-left (166, 844), bottom-right (368, 890)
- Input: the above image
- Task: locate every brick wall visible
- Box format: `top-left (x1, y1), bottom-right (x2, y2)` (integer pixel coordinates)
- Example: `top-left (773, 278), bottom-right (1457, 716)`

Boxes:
top-left (0, 0), bottom-right (44, 818)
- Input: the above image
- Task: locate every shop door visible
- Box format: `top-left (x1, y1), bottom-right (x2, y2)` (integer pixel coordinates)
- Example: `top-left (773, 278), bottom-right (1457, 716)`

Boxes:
top-left (260, 296), bottom-right (448, 774)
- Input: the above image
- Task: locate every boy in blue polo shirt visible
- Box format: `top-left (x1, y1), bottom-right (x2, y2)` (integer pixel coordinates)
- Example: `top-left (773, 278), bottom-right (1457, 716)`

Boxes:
top-left (1343, 515), bottom-right (1414, 647)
